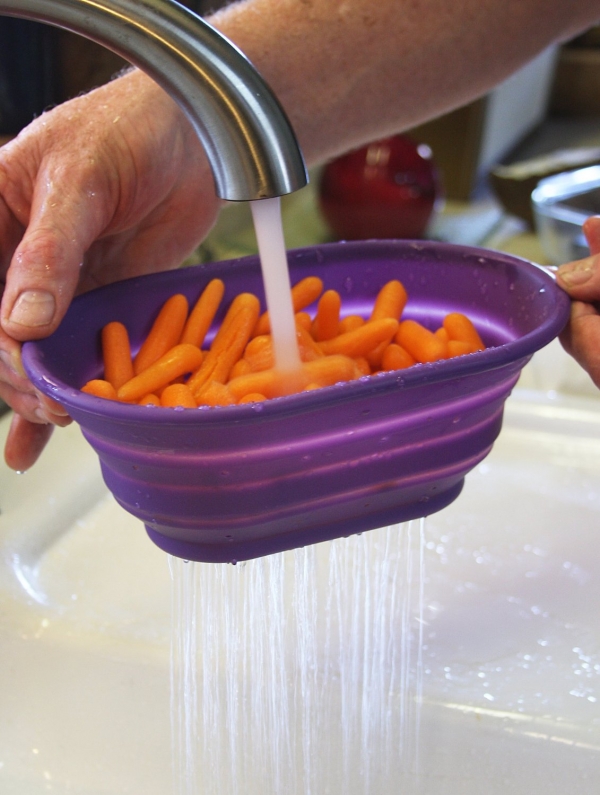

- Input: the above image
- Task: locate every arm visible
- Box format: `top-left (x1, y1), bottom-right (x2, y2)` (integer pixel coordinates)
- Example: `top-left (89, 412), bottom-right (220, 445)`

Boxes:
top-left (211, 0), bottom-right (600, 166)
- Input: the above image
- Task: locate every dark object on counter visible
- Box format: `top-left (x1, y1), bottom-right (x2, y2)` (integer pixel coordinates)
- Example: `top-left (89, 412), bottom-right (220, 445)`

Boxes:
top-left (489, 146), bottom-right (600, 228)
top-left (319, 134), bottom-right (441, 240)
top-left (0, 19), bottom-right (59, 134)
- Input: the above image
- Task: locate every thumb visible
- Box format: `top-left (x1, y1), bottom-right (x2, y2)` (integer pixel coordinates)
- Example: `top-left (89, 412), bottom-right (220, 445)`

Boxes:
top-left (555, 215), bottom-right (600, 303)
top-left (0, 168), bottom-right (105, 343)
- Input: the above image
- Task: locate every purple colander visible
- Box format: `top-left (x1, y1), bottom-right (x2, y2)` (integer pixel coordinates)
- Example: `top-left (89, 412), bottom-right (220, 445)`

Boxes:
top-left (22, 240), bottom-right (570, 563)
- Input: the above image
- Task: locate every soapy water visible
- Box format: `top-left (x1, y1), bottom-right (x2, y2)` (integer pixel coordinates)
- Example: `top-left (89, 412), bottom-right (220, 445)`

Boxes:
top-left (169, 520), bottom-right (426, 795)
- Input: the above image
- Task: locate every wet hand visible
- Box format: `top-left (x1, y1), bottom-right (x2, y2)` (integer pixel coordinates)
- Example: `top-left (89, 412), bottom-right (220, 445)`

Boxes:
top-left (556, 215), bottom-right (600, 389)
top-left (0, 68), bottom-right (221, 470)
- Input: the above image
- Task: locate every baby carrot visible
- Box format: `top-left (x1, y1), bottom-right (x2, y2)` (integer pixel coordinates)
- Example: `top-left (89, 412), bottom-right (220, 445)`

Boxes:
top-left (160, 383), bottom-right (197, 408)
top-left (435, 327), bottom-right (449, 343)
top-left (353, 356), bottom-right (372, 376)
top-left (230, 358), bottom-right (253, 379)
top-left (139, 393), bottom-right (161, 406)
top-left (227, 355), bottom-right (358, 401)
top-left (253, 276), bottom-right (324, 336)
top-left (238, 392), bottom-right (267, 404)
top-left (338, 314), bottom-right (365, 334)
top-left (443, 312), bottom-right (485, 351)
top-left (396, 320), bottom-right (447, 363)
top-left (296, 324), bottom-right (324, 361)
top-left (180, 278), bottom-right (225, 348)
top-left (187, 298), bottom-right (260, 395)
top-left (195, 380), bottom-right (236, 407)
top-left (291, 276), bottom-right (324, 311)
top-left (447, 339), bottom-right (476, 358)
top-left (312, 289), bottom-right (342, 341)
top-left (244, 323), bottom-right (324, 373)
top-left (133, 293), bottom-right (190, 375)
top-left (101, 321), bottom-right (134, 389)
top-left (381, 344), bottom-right (416, 371)
top-left (295, 312), bottom-right (312, 332)
top-left (319, 318), bottom-right (398, 358)
top-left (118, 343), bottom-right (203, 402)
top-left (209, 292), bottom-right (259, 351)
top-left (370, 280), bottom-right (408, 321)
top-left (81, 379), bottom-right (118, 400)
top-left (298, 355), bottom-right (360, 388)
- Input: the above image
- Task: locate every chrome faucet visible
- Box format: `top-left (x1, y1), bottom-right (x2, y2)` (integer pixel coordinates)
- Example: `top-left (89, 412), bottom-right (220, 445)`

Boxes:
top-left (0, 0), bottom-right (308, 201)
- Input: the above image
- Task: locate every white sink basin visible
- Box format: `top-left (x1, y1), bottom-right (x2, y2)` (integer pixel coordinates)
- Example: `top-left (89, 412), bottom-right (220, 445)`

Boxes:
top-left (1, 357), bottom-right (599, 793)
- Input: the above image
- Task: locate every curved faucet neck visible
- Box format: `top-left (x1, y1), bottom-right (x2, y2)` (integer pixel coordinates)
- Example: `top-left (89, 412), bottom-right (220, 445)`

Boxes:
top-left (0, 0), bottom-right (308, 201)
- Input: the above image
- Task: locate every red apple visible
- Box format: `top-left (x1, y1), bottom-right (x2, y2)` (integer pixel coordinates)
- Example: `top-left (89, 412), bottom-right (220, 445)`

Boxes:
top-left (319, 134), bottom-right (442, 241)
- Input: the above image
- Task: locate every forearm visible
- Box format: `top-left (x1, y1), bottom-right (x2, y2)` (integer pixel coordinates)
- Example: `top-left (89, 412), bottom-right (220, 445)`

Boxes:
top-left (209, 0), bottom-right (600, 166)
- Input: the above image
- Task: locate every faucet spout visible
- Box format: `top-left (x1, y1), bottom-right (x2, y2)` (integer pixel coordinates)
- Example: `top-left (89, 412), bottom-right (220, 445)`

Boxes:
top-left (0, 0), bottom-right (308, 201)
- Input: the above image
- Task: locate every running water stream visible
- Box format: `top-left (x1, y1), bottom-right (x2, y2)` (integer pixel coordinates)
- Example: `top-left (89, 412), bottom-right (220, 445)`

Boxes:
top-left (170, 198), bottom-right (426, 793)
top-left (170, 520), bottom-right (427, 795)
top-left (250, 197), bottom-right (302, 372)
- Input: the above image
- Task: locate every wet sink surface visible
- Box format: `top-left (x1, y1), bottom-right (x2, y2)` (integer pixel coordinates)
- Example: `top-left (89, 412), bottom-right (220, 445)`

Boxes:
top-left (0, 384), bottom-right (599, 793)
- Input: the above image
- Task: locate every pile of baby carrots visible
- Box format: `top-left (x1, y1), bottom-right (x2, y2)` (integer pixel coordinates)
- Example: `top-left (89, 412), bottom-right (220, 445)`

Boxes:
top-left (81, 275), bottom-right (485, 408)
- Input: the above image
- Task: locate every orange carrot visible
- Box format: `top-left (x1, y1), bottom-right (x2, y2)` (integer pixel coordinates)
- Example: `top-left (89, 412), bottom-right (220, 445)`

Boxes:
top-left (296, 324), bottom-right (324, 361)
top-left (160, 383), bottom-right (197, 408)
top-left (133, 293), bottom-right (189, 375)
top-left (291, 276), bottom-right (324, 311)
top-left (187, 297), bottom-right (260, 396)
top-left (370, 280), bottom-right (408, 321)
top-left (312, 289), bottom-right (342, 341)
top-left (230, 358), bottom-right (253, 379)
top-left (81, 379), bottom-right (118, 400)
top-left (208, 292), bottom-right (259, 351)
top-left (253, 276), bottom-right (324, 336)
top-left (338, 315), bottom-right (365, 334)
top-left (435, 327), bottom-right (449, 343)
top-left (447, 339), bottom-right (476, 358)
top-left (320, 318), bottom-right (398, 358)
top-left (180, 278), bottom-right (225, 347)
top-left (295, 312), bottom-right (312, 332)
top-left (396, 320), bottom-right (447, 363)
top-left (353, 356), bottom-right (372, 376)
top-left (443, 312), bottom-right (485, 351)
top-left (381, 344), bottom-right (416, 371)
top-left (195, 380), bottom-right (236, 407)
top-left (238, 392), bottom-right (267, 404)
top-left (139, 393), bottom-right (161, 406)
top-left (244, 325), bottom-right (323, 374)
top-left (101, 321), bottom-right (134, 389)
top-left (227, 355), bottom-right (358, 401)
top-left (118, 344), bottom-right (203, 402)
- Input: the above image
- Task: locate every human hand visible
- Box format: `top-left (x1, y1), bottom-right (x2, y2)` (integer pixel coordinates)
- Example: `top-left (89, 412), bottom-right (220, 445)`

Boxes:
top-left (555, 215), bottom-right (600, 390)
top-left (0, 68), bottom-right (221, 471)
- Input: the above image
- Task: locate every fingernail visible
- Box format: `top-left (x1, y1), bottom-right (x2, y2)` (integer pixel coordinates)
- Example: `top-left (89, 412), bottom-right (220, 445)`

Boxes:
top-left (557, 257), bottom-right (596, 286)
top-left (34, 407), bottom-right (51, 424)
top-left (0, 347), bottom-right (26, 377)
top-left (9, 290), bottom-right (56, 327)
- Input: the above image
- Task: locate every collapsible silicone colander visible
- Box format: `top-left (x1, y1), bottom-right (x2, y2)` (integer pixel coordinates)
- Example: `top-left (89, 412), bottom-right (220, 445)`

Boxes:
top-left (22, 240), bottom-right (570, 562)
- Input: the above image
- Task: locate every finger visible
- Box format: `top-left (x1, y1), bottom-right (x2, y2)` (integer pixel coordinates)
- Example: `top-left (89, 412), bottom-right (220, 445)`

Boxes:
top-left (556, 252), bottom-right (600, 303)
top-left (583, 215), bottom-right (600, 255)
top-left (558, 300), bottom-right (600, 390)
top-left (0, 156), bottom-right (111, 343)
top-left (4, 412), bottom-right (55, 472)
